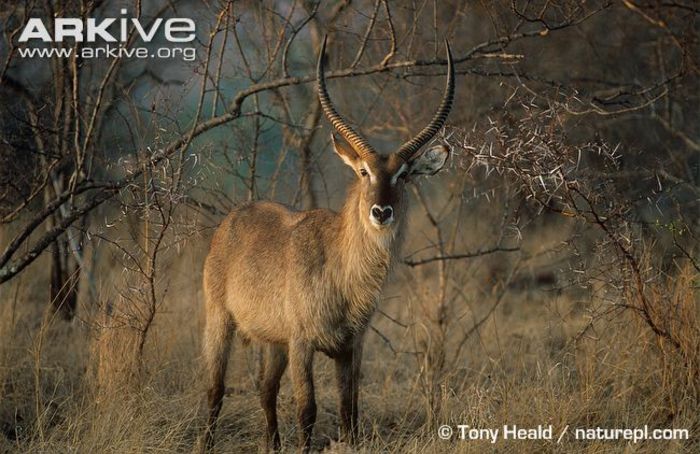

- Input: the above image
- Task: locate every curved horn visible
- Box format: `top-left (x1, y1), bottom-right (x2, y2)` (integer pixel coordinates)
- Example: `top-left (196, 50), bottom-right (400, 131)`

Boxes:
top-left (317, 36), bottom-right (377, 158)
top-left (396, 40), bottom-right (455, 161)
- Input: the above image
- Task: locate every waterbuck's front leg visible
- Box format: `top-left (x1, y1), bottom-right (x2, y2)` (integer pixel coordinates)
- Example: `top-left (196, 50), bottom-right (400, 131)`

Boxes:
top-left (260, 343), bottom-right (288, 451)
top-left (289, 340), bottom-right (316, 452)
top-left (334, 336), bottom-right (364, 444)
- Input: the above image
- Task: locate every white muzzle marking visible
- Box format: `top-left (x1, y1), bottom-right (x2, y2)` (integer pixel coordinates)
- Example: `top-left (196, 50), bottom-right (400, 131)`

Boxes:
top-left (369, 204), bottom-right (394, 227)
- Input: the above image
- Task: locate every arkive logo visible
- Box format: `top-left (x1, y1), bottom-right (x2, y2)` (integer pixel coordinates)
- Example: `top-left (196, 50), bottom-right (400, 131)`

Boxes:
top-left (17, 9), bottom-right (197, 61)
top-left (19, 9), bottom-right (195, 43)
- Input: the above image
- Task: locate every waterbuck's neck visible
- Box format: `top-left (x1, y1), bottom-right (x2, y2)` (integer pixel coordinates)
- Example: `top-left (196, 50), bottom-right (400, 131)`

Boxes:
top-left (330, 180), bottom-right (406, 319)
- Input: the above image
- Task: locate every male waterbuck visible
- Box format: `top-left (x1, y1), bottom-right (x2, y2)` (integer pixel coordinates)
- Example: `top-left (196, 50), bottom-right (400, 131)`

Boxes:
top-left (200, 37), bottom-right (455, 451)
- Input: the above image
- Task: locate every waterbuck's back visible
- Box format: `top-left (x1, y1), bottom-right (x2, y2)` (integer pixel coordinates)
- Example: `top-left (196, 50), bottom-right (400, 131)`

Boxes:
top-left (203, 201), bottom-right (340, 344)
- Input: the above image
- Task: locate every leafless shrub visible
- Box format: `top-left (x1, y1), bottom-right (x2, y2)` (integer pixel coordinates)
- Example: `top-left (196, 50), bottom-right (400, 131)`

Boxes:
top-left (446, 94), bottom-right (699, 398)
top-left (93, 154), bottom-right (195, 393)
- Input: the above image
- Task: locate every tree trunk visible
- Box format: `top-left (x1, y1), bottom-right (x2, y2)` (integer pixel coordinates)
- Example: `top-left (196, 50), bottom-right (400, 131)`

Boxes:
top-left (49, 233), bottom-right (79, 320)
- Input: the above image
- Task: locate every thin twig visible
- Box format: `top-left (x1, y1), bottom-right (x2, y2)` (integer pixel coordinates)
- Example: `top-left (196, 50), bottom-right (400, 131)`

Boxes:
top-left (404, 247), bottom-right (520, 267)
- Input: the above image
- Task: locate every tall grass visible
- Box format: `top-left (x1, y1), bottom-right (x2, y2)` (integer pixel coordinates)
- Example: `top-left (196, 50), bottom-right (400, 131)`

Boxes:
top-left (0, 220), bottom-right (698, 453)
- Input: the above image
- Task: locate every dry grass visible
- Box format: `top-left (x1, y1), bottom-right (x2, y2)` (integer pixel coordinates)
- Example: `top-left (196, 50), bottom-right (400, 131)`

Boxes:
top-left (0, 220), bottom-right (698, 454)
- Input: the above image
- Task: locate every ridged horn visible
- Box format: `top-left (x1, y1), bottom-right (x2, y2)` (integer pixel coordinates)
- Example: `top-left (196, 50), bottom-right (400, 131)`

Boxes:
top-left (317, 36), bottom-right (377, 159)
top-left (396, 40), bottom-right (455, 161)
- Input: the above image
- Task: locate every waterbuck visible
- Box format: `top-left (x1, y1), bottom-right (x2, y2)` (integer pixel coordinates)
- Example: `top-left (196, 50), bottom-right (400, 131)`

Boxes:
top-left (201, 37), bottom-right (455, 452)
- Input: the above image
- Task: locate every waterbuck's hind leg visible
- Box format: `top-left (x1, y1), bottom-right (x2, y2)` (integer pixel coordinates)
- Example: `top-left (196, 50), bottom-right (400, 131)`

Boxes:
top-left (260, 343), bottom-right (288, 451)
top-left (289, 341), bottom-right (316, 453)
top-left (199, 306), bottom-right (234, 452)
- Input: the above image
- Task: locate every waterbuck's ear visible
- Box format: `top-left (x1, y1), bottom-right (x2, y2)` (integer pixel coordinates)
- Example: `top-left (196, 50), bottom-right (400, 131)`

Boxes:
top-left (408, 144), bottom-right (450, 176)
top-left (331, 134), bottom-right (360, 169)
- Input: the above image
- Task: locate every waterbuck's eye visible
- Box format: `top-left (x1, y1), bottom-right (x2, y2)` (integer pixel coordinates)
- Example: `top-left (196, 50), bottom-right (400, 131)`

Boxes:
top-left (359, 168), bottom-right (368, 177)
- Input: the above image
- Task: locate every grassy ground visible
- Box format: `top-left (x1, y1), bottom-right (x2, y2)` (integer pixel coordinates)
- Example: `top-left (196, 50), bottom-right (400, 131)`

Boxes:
top-left (0, 218), bottom-right (698, 453)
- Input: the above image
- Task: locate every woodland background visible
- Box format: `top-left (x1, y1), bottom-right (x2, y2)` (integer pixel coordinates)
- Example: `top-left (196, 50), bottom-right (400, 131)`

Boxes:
top-left (0, 0), bottom-right (698, 452)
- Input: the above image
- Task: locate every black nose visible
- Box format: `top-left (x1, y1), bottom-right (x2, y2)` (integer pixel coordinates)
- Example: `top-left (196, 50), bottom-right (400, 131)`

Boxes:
top-left (371, 206), bottom-right (393, 223)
